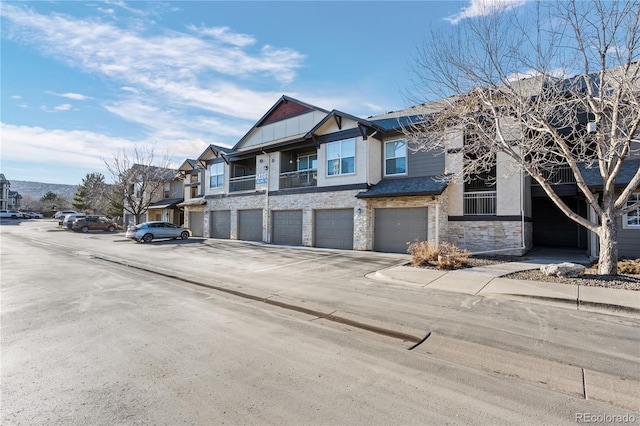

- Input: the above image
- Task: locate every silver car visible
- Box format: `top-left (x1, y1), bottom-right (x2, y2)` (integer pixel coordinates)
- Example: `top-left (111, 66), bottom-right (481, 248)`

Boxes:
top-left (125, 221), bottom-right (190, 243)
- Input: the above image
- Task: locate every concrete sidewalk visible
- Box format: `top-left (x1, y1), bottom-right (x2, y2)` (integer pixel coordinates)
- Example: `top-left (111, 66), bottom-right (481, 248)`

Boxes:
top-left (371, 259), bottom-right (640, 315)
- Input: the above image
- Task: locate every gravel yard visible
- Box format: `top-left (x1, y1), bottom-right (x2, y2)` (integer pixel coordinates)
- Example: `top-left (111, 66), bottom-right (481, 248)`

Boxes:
top-left (503, 268), bottom-right (640, 291)
top-left (415, 255), bottom-right (640, 291)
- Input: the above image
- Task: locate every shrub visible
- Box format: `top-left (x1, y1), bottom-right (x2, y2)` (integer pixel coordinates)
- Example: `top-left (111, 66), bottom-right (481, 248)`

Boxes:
top-left (407, 241), bottom-right (470, 269)
top-left (618, 258), bottom-right (640, 275)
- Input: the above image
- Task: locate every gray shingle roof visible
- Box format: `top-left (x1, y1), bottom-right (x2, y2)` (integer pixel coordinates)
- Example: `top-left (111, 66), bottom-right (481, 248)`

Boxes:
top-left (578, 159), bottom-right (640, 188)
top-left (356, 176), bottom-right (449, 198)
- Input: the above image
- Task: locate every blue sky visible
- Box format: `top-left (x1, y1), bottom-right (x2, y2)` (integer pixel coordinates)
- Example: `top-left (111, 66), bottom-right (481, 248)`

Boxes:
top-left (1, 0), bottom-right (527, 185)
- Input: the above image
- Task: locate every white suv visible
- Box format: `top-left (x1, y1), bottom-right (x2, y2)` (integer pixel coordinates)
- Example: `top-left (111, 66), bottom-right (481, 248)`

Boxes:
top-left (54, 210), bottom-right (78, 219)
top-left (0, 210), bottom-right (24, 219)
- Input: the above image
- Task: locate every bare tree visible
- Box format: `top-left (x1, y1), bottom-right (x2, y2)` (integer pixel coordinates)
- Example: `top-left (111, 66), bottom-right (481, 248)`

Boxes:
top-left (405, 0), bottom-right (640, 275)
top-left (103, 145), bottom-right (176, 225)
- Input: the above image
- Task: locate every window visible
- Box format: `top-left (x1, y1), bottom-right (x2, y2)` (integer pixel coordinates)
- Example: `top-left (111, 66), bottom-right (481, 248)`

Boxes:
top-left (327, 139), bottom-right (355, 176)
top-left (624, 192), bottom-right (640, 228)
top-left (297, 153), bottom-right (317, 171)
top-left (209, 163), bottom-right (224, 188)
top-left (384, 140), bottom-right (407, 175)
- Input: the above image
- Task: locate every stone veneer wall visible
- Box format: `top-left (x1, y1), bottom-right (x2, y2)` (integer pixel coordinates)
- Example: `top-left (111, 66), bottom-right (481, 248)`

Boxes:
top-left (447, 220), bottom-right (532, 255)
top-left (201, 190), bottom-right (368, 247)
top-left (200, 190), bottom-right (450, 251)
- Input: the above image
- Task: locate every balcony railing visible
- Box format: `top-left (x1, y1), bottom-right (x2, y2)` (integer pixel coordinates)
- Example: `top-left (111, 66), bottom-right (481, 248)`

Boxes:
top-left (464, 191), bottom-right (497, 215)
top-left (533, 165), bottom-right (576, 185)
top-left (229, 175), bottom-right (256, 192)
top-left (279, 170), bottom-right (317, 189)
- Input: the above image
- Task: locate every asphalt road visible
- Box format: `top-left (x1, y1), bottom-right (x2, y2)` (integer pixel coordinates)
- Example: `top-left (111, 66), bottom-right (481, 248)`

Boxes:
top-left (2, 220), bottom-right (639, 425)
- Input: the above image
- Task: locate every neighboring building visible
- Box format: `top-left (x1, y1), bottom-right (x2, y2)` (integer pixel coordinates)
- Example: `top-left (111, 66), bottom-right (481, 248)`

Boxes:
top-left (0, 174), bottom-right (22, 210)
top-left (176, 93), bottom-right (638, 258)
top-left (0, 174), bottom-right (10, 210)
top-left (122, 165), bottom-right (182, 227)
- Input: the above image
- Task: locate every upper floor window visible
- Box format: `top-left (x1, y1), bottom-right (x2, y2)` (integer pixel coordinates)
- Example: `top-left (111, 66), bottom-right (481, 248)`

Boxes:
top-left (384, 140), bottom-right (407, 176)
top-left (327, 138), bottom-right (355, 176)
top-left (209, 162), bottom-right (224, 188)
top-left (164, 182), bottom-right (171, 199)
top-left (298, 153), bottom-right (317, 171)
top-left (463, 131), bottom-right (496, 192)
top-left (624, 192), bottom-right (640, 229)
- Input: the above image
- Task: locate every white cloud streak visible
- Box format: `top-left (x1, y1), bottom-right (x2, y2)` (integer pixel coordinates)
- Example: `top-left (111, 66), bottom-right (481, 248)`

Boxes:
top-left (0, 122), bottom-right (210, 182)
top-left (445, 0), bottom-right (528, 24)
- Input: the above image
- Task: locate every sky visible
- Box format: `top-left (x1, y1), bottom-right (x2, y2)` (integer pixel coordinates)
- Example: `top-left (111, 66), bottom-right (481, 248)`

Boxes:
top-left (1, 0), bottom-right (528, 185)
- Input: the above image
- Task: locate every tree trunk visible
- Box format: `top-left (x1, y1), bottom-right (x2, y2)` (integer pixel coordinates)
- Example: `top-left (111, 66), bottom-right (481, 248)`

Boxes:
top-left (597, 215), bottom-right (619, 275)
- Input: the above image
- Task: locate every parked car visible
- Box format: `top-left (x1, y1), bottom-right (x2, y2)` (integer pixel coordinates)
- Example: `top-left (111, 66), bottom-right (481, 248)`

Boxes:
top-left (0, 210), bottom-right (24, 219)
top-left (54, 210), bottom-right (79, 219)
top-left (62, 213), bottom-right (88, 229)
top-left (72, 216), bottom-right (118, 233)
top-left (126, 221), bottom-right (190, 243)
top-left (24, 212), bottom-right (43, 219)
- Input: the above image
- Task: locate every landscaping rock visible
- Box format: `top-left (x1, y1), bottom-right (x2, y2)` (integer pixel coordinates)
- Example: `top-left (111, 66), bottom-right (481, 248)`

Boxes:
top-left (540, 262), bottom-right (586, 278)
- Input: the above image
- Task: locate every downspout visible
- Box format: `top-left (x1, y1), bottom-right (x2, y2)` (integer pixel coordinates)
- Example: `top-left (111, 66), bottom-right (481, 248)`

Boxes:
top-left (435, 202), bottom-right (440, 246)
top-left (264, 152), bottom-right (270, 243)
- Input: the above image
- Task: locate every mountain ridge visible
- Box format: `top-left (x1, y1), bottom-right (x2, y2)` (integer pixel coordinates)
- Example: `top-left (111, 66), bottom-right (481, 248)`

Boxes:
top-left (9, 180), bottom-right (78, 201)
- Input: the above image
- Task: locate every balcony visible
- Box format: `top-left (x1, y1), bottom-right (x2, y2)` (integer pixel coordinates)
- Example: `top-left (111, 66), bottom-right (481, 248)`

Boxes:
top-left (533, 165), bottom-right (576, 185)
top-left (229, 175), bottom-right (256, 192)
top-left (279, 170), bottom-right (317, 189)
top-left (464, 191), bottom-right (497, 215)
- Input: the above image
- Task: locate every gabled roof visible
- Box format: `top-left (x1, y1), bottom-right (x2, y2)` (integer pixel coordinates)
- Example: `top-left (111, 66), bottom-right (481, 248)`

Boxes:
top-left (178, 159), bottom-right (201, 172)
top-left (356, 176), bottom-right (450, 199)
top-left (305, 110), bottom-right (385, 140)
top-left (197, 144), bottom-right (233, 164)
top-left (233, 95), bottom-right (330, 151)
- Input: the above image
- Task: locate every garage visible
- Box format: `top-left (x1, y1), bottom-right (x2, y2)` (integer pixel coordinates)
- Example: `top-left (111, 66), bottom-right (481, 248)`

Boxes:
top-left (238, 209), bottom-right (263, 242)
top-left (189, 211), bottom-right (205, 237)
top-left (374, 207), bottom-right (428, 253)
top-left (272, 210), bottom-right (303, 246)
top-left (314, 209), bottom-right (354, 250)
top-left (210, 210), bottom-right (230, 239)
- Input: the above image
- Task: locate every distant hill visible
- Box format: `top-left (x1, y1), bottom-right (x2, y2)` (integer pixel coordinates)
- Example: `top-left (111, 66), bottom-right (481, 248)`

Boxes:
top-left (10, 180), bottom-right (78, 201)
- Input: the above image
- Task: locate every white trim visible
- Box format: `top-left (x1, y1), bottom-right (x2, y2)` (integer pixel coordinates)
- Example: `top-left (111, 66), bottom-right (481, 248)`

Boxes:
top-left (622, 192), bottom-right (640, 230)
top-left (326, 138), bottom-right (356, 176)
top-left (383, 139), bottom-right (408, 177)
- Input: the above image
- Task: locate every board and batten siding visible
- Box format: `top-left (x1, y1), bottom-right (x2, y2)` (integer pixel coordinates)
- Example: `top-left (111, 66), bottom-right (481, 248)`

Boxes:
top-left (406, 149), bottom-right (445, 178)
top-left (618, 219), bottom-right (640, 258)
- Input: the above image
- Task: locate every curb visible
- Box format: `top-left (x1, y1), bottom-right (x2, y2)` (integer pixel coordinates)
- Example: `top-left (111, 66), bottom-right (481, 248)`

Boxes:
top-left (92, 253), bottom-right (426, 344)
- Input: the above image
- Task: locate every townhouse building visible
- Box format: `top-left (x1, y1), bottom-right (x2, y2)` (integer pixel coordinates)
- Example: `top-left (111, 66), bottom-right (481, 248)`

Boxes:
top-left (176, 95), bottom-right (639, 259)
top-left (0, 174), bottom-right (22, 210)
top-left (0, 174), bottom-right (10, 210)
top-left (122, 166), bottom-right (183, 226)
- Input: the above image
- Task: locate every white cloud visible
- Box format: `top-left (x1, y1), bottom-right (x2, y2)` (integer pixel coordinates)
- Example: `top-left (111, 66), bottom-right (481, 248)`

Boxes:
top-left (40, 103), bottom-right (73, 113)
top-left (47, 91), bottom-right (92, 100)
top-left (507, 67), bottom-right (568, 81)
top-left (12, 95), bottom-right (21, 99)
top-left (187, 25), bottom-right (256, 47)
top-left (1, 122), bottom-right (129, 175)
top-left (445, 0), bottom-right (528, 24)
top-left (1, 3), bottom-right (306, 105)
top-left (0, 122), bottom-right (209, 182)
